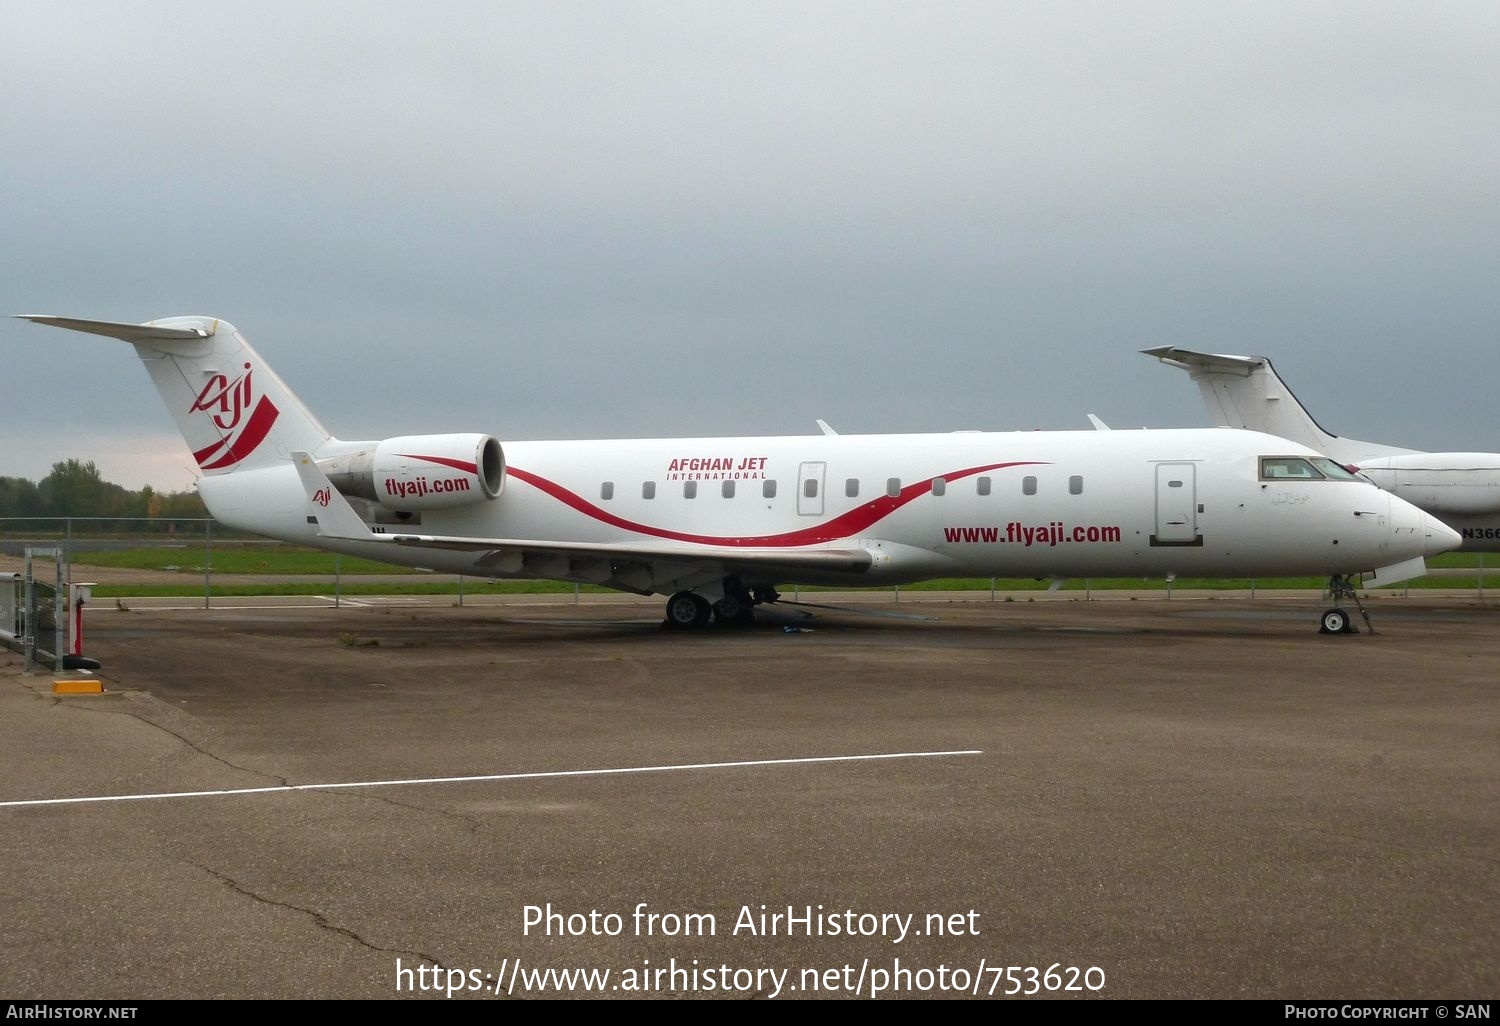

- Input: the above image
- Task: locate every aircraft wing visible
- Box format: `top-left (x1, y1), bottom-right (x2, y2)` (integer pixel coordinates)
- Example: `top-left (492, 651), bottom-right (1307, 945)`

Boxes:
top-left (375, 534), bottom-right (873, 595)
top-left (291, 452), bottom-right (871, 595)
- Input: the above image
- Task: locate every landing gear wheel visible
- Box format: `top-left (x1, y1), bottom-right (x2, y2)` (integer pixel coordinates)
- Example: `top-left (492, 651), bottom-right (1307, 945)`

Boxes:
top-left (664, 591), bottom-right (712, 630)
top-left (712, 594), bottom-right (756, 626)
top-left (1319, 608), bottom-right (1353, 635)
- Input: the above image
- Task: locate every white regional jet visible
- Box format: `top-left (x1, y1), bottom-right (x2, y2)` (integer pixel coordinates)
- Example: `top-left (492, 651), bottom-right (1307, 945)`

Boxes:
top-left (1145, 347), bottom-right (1500, 553)
top-left (19, 315), bottom-right (1461, 634)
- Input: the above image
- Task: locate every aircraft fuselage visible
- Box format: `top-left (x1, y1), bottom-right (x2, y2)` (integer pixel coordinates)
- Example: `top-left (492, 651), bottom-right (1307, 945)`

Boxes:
top-left (202, 427), bottom-right (1448, 586)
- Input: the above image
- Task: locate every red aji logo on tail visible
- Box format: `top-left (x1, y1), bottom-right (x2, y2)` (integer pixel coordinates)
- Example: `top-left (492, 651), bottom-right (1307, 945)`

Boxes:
top-left (188, 361), bottom-right (281, 470)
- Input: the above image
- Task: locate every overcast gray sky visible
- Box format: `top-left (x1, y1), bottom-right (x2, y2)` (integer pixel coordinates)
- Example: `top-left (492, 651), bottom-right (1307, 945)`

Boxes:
top-left (4, 1), bottom-right (1498, 492)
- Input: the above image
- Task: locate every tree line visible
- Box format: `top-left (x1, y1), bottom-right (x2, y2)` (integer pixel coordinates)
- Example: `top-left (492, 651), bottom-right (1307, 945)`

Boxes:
top-left (0, 459), bottom-right (207, 525)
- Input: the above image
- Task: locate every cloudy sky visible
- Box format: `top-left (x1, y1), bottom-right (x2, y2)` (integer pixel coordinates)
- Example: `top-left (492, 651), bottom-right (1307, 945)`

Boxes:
top-left (4, 1), bottom-right (1498, 492)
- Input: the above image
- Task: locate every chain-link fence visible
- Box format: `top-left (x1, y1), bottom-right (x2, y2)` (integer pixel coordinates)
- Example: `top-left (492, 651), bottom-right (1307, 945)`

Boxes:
top-left (0, 517), bottom-right (485, 607)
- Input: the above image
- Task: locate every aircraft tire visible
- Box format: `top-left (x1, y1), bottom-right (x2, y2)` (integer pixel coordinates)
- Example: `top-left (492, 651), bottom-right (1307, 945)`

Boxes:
top-left (1319, 608), bottom-right (1351, 635)
top-left (712, 594), bottom-right (756, 626)
top-left (665, 591), bottom-right (712, 630)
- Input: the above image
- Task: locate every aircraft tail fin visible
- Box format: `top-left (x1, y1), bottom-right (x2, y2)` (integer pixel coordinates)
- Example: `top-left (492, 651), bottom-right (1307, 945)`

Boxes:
top-left (17, 315), bottom-right (333, 476)
top-left (1141, 346), bottom-right (1412, 464)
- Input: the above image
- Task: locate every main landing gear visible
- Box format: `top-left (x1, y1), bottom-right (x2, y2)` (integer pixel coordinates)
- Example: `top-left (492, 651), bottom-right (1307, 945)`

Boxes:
top-left (663, 579), bottom-right (770, 630)
top-left (1320, 575), bottom-right (1374, 635)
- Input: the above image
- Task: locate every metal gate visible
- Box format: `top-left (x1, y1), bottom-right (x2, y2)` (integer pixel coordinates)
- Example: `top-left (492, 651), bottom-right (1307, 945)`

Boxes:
top-left (4, 548), bottom-right (68, 672)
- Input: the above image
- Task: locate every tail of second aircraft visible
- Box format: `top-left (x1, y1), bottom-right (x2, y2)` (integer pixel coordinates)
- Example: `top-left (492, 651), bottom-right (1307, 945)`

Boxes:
top-left (1142, 346), bottom-right (1414, 465)
top-left (17, 314), bottom-right (333, 475)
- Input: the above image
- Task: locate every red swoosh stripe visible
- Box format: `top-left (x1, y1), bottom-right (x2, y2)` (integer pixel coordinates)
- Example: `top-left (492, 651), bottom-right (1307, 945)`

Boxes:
top-left (191, 435), bottom-right (229, 466)
top-left (196, 396), bottom-right (280, 470)
top-left (505, 461), bottom-right (1047, 547)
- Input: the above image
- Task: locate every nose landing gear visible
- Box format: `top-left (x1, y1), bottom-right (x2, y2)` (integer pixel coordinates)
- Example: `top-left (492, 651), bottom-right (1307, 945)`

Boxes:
top-left (1320, 575), bottom-right (1374, 635)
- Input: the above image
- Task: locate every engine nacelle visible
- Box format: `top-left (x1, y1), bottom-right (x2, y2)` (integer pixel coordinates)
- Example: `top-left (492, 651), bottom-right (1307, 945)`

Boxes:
top-left (319, 434), bottom-right (505, 511)
top-left (1355, 452), bottom-right (1500, 516)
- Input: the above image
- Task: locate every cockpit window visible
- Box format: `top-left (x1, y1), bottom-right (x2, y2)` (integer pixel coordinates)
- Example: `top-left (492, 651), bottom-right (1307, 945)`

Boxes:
top-left (1259, 456), bottom-right (1324, 480)
top-left (1310, 457), bottom-right (1361, 481)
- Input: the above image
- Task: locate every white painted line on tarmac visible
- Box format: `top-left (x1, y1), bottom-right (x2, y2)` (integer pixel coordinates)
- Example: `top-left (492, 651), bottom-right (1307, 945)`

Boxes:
top-left (0, 750), bottom-right (983, 809)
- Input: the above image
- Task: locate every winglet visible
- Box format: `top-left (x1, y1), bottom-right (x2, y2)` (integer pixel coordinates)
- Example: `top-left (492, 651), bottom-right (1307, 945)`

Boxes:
top-left (1086, 414), bottom-right (1111, 431)
top-left (816, 419), bottom-right (839, 436)
top-left (290, 451), bottom-right (378, 541)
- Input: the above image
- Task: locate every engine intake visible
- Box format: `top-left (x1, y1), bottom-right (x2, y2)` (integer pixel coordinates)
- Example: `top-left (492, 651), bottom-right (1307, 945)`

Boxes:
top-left (319, 434), bottom-right (505, 511)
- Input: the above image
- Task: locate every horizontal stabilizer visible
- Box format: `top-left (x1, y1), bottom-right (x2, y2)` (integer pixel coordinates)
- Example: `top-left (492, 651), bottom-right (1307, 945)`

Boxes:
top-left (1140, 346), bottom-right (1263, 376)
top-left (15, 314), bottom-right (215, 343)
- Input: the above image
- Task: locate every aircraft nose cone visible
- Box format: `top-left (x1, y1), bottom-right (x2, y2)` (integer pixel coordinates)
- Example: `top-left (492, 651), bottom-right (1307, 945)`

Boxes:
top-left (1389, 493), bottom-right (1461, 557)
top-left (1420, 512), bottom-right (1462, 557)
top-left (1386, 495), bottom-right (1458, 558)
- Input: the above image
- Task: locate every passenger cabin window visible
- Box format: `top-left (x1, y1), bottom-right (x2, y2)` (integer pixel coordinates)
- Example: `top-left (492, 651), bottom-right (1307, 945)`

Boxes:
top-left (1069, 475), bottom-right (1083, 495)
top-left (803, 478), bottom-right (819, 498)
top-left (601, 482), bottom-right (614, 500)
top-left (684, 481), bottom-right (697, 499)
top-left (886, 478), bottom-right (901, 497)
top-left (722, 480), bottom-right (735, 498)
top-left (642, 481), bottom-right (656, 500)
top-left (1022, 476), bottom-right (1037, 496)
top-left (763, 480), bottom-right (777, 499)
top-left (976, 477), bottom-right (991, 496)
top-left (1260, 456), bottom-right (1324, 480)
top-left (931, 477), bottom-right (946, 496)
top-left (846, 478), bottom-right (859, 498)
